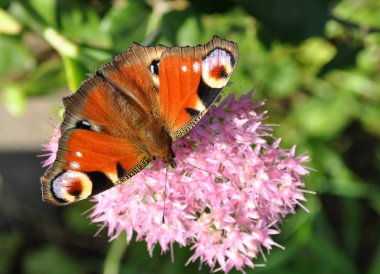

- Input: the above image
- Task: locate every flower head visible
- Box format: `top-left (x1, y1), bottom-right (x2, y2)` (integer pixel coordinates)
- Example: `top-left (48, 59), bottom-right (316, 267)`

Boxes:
top-left (39, 126), bottom-right (61, 170)
top-left (89, 92), bottom-right (311, 273)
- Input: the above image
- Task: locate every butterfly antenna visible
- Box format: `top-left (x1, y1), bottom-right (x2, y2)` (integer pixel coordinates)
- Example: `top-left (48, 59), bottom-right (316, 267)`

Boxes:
top-left (162, 164), bottom-right (168, 224)
top-left (177, 159), bottom-right (230, 182)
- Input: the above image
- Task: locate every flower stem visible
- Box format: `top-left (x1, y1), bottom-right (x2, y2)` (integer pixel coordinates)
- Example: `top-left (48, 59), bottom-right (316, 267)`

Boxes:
top-left (103, 233), bottom-right (128, 274)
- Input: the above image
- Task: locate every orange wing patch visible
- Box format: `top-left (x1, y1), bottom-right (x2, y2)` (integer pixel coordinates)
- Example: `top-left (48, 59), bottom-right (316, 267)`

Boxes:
top-left (64, 130), bottom-right (144, 176)
top-left (159, 55), bottom-right (204, 133)
top-left (41, 129), bottom-right (149, 205)
top-left (158, 37), bottom-right (238, 140)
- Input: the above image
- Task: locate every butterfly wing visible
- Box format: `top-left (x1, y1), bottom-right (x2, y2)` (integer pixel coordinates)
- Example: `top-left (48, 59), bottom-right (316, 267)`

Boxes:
top-left (157, 36), bottom-right (238, 140)
top-left (41, 129), bottom-right (150, 205)
top-left (41, 37), bottom-right (238, 205)
top-left (41, 44), bottom-right (167, 205)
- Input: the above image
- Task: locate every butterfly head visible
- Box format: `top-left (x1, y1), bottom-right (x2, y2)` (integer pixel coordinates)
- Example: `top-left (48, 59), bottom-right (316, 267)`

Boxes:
top-left (142, 122), bottom-right (176, 166)
top-left (151, 142), bottom-right (176, 169)
top-left (162, 151), bottom-right (176, 169)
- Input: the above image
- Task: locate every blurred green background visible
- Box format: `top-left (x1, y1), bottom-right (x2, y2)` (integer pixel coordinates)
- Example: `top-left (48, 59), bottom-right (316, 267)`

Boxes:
top-left (0, 0), bottom-right (379, 273)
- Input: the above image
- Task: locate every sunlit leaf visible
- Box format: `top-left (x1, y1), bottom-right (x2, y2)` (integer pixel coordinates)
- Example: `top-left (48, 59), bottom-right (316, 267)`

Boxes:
top-left (57, 0), bottom-right (111, 48)
top-left (102, 0), bottom-right (151, 49)
top-left (0, 8), bottom-right (22, 34)
top-left (290, 91), bottom-right (356, 139)
top-left (176, 15), bottom-right (201, 45)
top-left (333, 0), bottom-right (380, 28)
top-left (1, 84), bottom-right (26, 116)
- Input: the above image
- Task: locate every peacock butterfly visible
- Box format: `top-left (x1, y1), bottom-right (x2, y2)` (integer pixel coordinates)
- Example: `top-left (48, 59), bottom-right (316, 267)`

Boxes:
top-left (41, 36), bottom-right (238, 205)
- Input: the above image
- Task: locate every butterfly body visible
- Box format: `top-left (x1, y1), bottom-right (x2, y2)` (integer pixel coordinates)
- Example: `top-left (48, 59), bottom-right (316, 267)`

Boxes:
top-left (41, 36), bottom-right (238, 205)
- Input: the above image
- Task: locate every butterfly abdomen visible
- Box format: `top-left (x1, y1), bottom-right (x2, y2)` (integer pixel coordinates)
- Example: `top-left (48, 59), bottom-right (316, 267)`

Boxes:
top-left (140, 120), bottom-right (175, 164)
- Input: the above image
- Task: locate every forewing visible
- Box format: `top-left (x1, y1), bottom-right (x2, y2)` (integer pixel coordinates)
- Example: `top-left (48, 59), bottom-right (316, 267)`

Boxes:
top-left (157, 36), bottom-right (238, 140)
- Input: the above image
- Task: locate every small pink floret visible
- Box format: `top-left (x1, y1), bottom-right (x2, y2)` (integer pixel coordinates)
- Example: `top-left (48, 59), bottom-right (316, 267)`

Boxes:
top-left (39, 126), bottom-right (61, 170)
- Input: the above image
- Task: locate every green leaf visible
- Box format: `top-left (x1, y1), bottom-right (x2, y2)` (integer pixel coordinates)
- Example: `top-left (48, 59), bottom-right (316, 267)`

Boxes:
top-left (162, 9), bottom-right (197, 45)
top-left (57, 1), bottom-right (111, 48)
top-left (266, 54), bottom-right (300, 97)
top-left (357, 44), bottom-right (380, 74)
top-left (0, 8), bottom-right (22, 34)
top-left (176, 15), bottom-right (201, 45)
top-left (358, 102), bottom-right (380, 137)
top-left (62, 200), bottom-right (98, 234)
top-left (1, 84), bottom-right (26, 116)
top-left (23, 245), bottom-right (84, 274)
top-left (310, 234), bottom-right (358, 274)
top-left (368, 241), bottom-right (380, 274)
top-left (318, 43), bottom-right (364, 76)
top-left (326, 70), bottom-right (377, 99)
top-left (22, 59), bottom-right (66, 96)
top-left (341, 198), bottom-right (361, 258)
top-left (309, 145), bottom-right (368, 198)
top-left (290, 89), bottom-right (356, 139)
top-left (102, 0), bottom-right (151, 49)
top-left (0, 231), bottom-right (22, 274)
top-left (9, 0), bottom-right (47, 31)
top-left (62, 55), bottom-right (87, 92)
top-left (28, 0), bottom-right (57, 27)
top-left (297, 37), bottom-right (336, 69)
top-left (333, 0), bottom-right (380, 28)
top-left (0, 35), bottom-right (35, 77)
top-left (234, 0), bottom-right (329, 44)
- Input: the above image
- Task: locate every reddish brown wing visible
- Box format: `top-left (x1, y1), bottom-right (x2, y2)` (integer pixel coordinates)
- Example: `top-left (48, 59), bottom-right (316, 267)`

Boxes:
top-left (158, 36), bottom-right (238, 140)
top-left (41, 45), bottom-right (167, 205)
top-left (41, 37), bottom-right (238, 206)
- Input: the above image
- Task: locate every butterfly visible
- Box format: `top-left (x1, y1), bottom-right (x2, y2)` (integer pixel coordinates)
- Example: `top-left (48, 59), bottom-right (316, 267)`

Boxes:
top-left (41, 36), bottom-right (238, 205)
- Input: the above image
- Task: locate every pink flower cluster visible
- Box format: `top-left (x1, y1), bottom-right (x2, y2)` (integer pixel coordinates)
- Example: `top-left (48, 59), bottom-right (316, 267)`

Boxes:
top-left (88, 93), bottom-right (311, 273)
top-left (39, 126), bottom-right (61, 171)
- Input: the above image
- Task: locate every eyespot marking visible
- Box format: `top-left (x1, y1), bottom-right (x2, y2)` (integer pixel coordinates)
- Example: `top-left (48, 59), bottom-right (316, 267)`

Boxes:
top-left (202, 48), bottom-right (234, 89)
top-left (149, 60), bottom-right (160, 75)
top-left (76, 120), bottom-right (91, 130)
top-left (149, 60), bottom-right (160, 89)
top-left (51, 171), bottom-right (92, 203)
top-left (67, 180), bottom-right (83, 197)
top-left (210, 65), bottom-right (228, 79)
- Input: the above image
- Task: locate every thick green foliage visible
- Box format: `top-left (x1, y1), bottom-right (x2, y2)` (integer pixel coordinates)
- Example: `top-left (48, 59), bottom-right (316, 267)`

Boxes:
top-left (0, 0), bottom-right (379, 273)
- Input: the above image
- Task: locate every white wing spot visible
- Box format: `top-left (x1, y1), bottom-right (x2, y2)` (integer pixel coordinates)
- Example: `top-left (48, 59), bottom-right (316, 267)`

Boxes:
top-left (69, 161), bottom-right (80, 169)
top-left (193, 61), bottom-right (200, 73)
top-left (75, 151), bottom-right (82, 157)
top-left (181, 65), bottom-right (187, 72)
